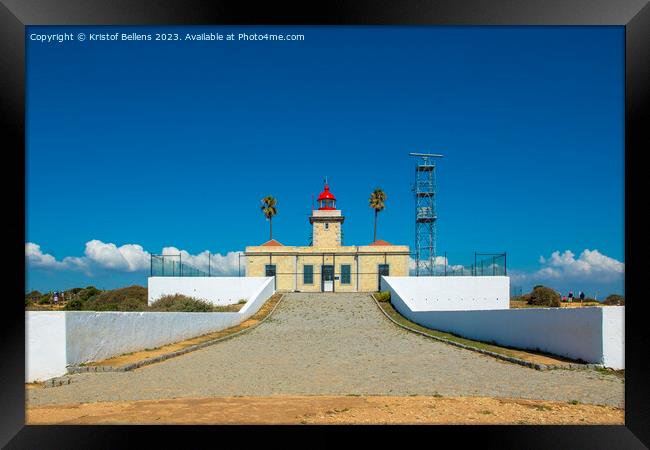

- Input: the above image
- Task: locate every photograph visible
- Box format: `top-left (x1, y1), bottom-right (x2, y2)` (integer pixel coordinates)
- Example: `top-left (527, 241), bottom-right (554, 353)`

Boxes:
top-left (22, 24), bottom-right (626, 426)
top-left (1, 0), bottom-right (646, 444)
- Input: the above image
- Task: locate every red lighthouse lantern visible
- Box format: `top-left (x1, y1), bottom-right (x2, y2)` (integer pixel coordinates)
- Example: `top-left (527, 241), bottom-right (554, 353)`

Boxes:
top-left (317, 182), bottom-right (336, 210)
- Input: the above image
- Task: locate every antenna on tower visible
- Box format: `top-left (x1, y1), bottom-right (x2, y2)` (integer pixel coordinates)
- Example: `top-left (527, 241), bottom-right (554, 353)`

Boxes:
top-left (409, 152), bottom-right (444, 276)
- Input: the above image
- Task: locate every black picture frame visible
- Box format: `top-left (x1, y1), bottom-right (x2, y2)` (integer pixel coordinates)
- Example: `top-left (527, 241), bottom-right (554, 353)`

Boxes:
top-left (2, 0), bottom-right (647, 447)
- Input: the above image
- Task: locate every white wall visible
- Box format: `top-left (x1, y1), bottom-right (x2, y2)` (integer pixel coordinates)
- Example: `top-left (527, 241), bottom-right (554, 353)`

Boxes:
top-left (26, 277), bottom-right (276, 381)
top-left (381, 276), bottom-right (509, 311)
top-left (147, 276), bottom-right (271, 305)
top-left (385, 277), bottom-right (624, 369)
top-left (602, 307), bottom-right (625, 370)
top-left (64, 311), bottom-right (242, 366)
top-left (25, 312), bottom-right (67, 382)
top-left (239, 276), bottom-right (276, 319)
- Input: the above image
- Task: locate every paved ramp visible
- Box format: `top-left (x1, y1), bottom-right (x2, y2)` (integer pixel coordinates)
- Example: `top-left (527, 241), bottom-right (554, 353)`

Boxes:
top-left (28, 293), bottom-right (624, 407)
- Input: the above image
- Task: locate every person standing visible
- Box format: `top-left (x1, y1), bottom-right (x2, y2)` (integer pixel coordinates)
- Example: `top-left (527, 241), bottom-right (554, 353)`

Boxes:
top-left (568, 291), bottom-right (573, 303)
top-left (579, 291), bottom-right (585, 302)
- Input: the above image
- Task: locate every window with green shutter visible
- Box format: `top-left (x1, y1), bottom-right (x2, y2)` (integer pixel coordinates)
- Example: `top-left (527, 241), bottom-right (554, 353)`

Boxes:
top-left (303, 265), bottom-right (313, 284)
top-left (341, 264), bottom-right (351, 284)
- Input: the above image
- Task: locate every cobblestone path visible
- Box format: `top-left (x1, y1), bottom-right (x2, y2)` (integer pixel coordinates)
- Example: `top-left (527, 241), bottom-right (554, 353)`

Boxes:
top-left (28, 293), bottom-right (624, 407)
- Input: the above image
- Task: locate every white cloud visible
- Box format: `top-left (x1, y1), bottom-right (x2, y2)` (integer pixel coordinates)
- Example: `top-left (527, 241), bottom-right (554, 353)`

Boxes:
top-left (534, 249), bottom-right (624, 282)
top-left (26, 240), bottom-right (242, 276)
top-left (510, 249), bottom-right (624, 295)
top-left (25, 243), bottom-right (60, 269)
top-left (82, 240), bottom-right (150, 272)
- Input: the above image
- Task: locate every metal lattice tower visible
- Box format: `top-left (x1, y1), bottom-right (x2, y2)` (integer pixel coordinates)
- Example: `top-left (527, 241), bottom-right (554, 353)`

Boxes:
top-left (409, 152), bottom-right (443, 276)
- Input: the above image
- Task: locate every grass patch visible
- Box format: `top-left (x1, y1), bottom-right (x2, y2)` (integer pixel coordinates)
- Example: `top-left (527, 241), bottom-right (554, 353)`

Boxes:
top-left (375, 291), bottom-right (391, 302)
top-left (594, 367), bottom-right (625, 379)
top-left (149, 295), bottom-right (215, 312)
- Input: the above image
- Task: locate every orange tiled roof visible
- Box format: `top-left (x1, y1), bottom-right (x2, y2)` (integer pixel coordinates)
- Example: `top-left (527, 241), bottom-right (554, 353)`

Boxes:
top-left (369, 239), bottom-right (392, 246)
top-left (261, 239), bottom-right (284, 246)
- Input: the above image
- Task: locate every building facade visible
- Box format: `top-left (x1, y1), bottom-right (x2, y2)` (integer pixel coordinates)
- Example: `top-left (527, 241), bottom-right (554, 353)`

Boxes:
top-left (245, 182), bottom-right (410, 292)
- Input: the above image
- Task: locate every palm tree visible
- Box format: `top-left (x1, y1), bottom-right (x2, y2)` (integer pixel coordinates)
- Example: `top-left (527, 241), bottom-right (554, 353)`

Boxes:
top-left (369, 188), bottom-right (386, 242)
top-left (260, 195), bottom-right (277, 240)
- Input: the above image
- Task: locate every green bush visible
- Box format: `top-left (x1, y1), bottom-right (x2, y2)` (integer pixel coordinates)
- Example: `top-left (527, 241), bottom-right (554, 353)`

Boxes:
top-left (526, 285), bottom-right (560, 307)
top-left (376, 291), bottom-right (391, 302)
top-left (238, 299), bottom-right (247, 304)
top-left (64, 298), bottom-right (84, 310)
top-left (37, 293), bottom-right (52, 305)
top-left (77, 286), bottom-right (102, 303)
top-left (149, 294), bottom-right (214, 312)
top-left (604, 294), bottom-right (624, 306)
top-left (82, 285), bottom-right (147, 311)
top-left (25, 285), bottom-right (223, 313)
top-left (25, 290), bottom-right (42, 300)
top-left (25, 290), bottom-right (42, 306)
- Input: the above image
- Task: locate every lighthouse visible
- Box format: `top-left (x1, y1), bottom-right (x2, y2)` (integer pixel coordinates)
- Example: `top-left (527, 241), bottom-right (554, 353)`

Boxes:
top-left (310, 180), bottom-right (345, 248)
top-left (245, 177), bottom-right (410, 292)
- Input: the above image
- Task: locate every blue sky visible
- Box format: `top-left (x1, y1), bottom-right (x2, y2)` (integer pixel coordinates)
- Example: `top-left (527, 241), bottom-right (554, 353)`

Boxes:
top-left (26, 26), bottom-right (624, 297)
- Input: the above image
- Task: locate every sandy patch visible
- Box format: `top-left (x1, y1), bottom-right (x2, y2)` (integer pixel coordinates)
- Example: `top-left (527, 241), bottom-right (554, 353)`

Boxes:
top-left (26, 395), bottom-right (623, 425)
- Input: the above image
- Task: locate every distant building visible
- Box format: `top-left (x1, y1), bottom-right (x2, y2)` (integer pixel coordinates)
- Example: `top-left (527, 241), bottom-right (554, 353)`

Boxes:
top-left (245, 182), bottom-right (409, 292)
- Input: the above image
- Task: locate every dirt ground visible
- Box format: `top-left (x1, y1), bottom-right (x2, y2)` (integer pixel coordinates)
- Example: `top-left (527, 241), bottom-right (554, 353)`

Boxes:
top-left (26, 395), bottom-right (623, 425)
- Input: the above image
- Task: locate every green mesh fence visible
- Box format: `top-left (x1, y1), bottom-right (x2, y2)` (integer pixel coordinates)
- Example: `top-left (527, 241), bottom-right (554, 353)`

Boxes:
top-left (150, 254), bottom-right (210, 277)
top-left (419, 252), bottom-right (507, 276)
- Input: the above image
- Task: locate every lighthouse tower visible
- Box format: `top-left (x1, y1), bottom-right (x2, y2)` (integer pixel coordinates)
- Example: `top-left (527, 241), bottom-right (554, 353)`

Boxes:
top-left (310, 180), bottom-right (345, 247)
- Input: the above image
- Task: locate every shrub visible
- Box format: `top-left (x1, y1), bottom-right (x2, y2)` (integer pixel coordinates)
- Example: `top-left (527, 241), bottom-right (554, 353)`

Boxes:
top-left (376, 291), bottom-right (391, 302)
top-left (25, 290), bottom-right (42, 306)
top-left (37, 293), bottom-right (52, 305)
top-left (77, 286), bottom-right (102, 303)
top-left (64, 298), bottom-right (84, 310)
top-left (82, 285), bottom-right (147, 311)
top-left (25, 290), bottom-right (42, 300)
top-left (526, 285), bottom-right (560, 307)
top-left (604, 294), bottom-right (624, 306)
top-left (149, 294), bottom-right (214, 312)
top-left (238, 299), bottom-right (247, 304)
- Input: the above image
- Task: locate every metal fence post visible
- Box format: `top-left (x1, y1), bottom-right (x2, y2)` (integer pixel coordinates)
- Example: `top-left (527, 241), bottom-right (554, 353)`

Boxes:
top-left (474, 252), bottom-right (477, 276)
top-left (444, 251), bottom-right (447, 276)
